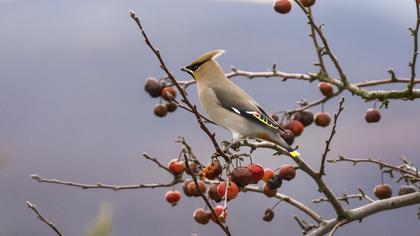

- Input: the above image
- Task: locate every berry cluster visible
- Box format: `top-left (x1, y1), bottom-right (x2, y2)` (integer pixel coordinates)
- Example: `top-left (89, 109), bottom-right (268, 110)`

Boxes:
top-left (373, 184), bottom-right (417, 200)
top-left (270, 82), bottom-right (382, 146)
top-left (163, 157), bottom-right (298, 224)
top-left (144, 77), bottom-right (178, 117)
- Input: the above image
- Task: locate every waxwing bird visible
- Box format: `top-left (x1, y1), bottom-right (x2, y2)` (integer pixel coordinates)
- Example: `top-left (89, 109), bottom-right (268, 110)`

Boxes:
top-left (181, 49), bottom-right (300, 158)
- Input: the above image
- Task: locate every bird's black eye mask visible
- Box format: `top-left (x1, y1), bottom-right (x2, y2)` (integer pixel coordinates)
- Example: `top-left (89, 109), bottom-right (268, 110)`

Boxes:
top-left (186, 62), bottom-right (203, 72)
top-left (181, 62), bottom-right (205, 79)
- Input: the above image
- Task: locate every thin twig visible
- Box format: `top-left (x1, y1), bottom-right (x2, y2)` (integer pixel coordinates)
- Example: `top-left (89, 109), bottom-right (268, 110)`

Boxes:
top-left (171, 99), bottom-right (216, 125)
top-left (26, 201), bottom-right (64, 236)
top-left (308, 8), bottom-right (329, 77)
top-left (294, 216), bottom-right (317, 234)
top-left (244, 185), bottom-right (323, 223)
top-left (31, 174), bottom-right (181, 190)
top-left (328, 219), bottom-right (347, 236)
top-left (294, 0), bottom-right (348, 85)
top-left (313, 189), bottom-right (374, 204)
top-left (328, 156), bottom-right (420, 181)
top-left (142, 153), bottom-right (173, 174)
top-left (319, 97), bottom-right (345, 176)
top-left (408, 0), bottom-right (420, 94)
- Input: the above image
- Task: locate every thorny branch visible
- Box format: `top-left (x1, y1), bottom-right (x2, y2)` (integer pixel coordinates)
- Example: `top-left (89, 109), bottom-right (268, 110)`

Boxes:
top-left (31, 174), bottom-right (181, 190)
top-left (26, 201), bottom-right (64, 236)
top-left (328, 156), bottom-right (420, 182)
top-left (308, 8), bottom-right (329, 77)
top-left (408, 0), bottom-right (420, 93)
top-left (293, 0), bottom-right (348, 85)
top-left (319, 97), bottom-right (345, 176)
top-left (313, 188), bottom-right (374, 204)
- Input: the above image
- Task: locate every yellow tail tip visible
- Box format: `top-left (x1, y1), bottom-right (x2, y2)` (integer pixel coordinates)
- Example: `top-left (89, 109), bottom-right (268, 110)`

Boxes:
top-left (289, 150), bottom-right (300, 158)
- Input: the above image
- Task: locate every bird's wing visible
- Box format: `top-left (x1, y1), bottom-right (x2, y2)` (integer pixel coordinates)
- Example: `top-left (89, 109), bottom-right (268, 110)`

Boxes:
top-left (210, 84), bottom-right (286, 132)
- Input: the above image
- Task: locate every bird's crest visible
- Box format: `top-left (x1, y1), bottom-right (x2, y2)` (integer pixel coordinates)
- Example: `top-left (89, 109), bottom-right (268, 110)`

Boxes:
top-left (189, 49), bottom-right (225, 66)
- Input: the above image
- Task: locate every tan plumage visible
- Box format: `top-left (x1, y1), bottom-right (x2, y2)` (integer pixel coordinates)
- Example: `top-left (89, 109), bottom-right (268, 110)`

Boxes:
top-left (181, 49), bottom-right (300, 158)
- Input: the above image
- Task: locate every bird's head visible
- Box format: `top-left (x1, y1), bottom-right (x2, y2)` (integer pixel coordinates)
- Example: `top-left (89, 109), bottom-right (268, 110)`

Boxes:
top-left (181, 49), bottom-right (225, 80)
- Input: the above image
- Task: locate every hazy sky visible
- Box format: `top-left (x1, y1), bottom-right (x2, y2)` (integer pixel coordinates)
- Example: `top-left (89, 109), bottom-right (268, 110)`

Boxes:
top-left (0, 0), bottom-right (419, 235)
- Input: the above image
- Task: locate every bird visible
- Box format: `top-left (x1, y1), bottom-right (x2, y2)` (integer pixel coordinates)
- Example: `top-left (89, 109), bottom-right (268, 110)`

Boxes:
top-left (181, 49), bottom-right (300, 158)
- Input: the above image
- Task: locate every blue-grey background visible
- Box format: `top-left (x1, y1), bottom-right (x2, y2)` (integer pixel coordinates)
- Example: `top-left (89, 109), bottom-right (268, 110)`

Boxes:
top-left (0, 0), bottom-right (419, 235)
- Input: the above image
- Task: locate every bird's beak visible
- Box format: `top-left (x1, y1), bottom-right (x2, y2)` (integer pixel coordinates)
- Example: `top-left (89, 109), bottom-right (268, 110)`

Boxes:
top-left (180, 67), bottom-right (195, 79)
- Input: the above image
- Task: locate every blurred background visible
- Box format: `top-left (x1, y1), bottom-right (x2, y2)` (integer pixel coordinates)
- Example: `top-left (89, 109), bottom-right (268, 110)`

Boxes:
top-left (0, 0), bottom-right (419, 235)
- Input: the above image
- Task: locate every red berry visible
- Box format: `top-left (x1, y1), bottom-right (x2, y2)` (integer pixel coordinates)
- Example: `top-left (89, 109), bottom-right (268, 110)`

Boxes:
top-left (279, 164), bottom-right (296, 181)
top-left (247, 164), bottom-right (265, 184)
top-left (231, 167), bottom-right (253, 187)
top-left (365, 108), bottom-right (381, 123)
top-left (160, 86), bottom-right (177, 101)
top-left (153, 104), bottom-right (168, 118)
top-left (319, 82), bottom-right (334, 97)
top-left (168, 159), bottom-right (185, 175)
top-left (187, 181), bottom-right (207, 197)
top-left (263, 183), bottom-right (277, 197)
top-left (193, 208), bottom-right (210, 225)
top-left (165, 191), bottom-right (181, 206)
top-left (314, 112), bottom-right (331, 127)
top-left (398, 185), bottom-right (417, 196)
top-left (208, 183), bottom-right (223, 202)
top-left (144, 77), bottom-right (163, 98)
top-left (165, 102), bottom-right (177, 112)
top-left (300, 0), bottom-right (315, 7)
top-left (203, 160), bottom-right (223, 180)
top-left (210, 206), bottom-right (228, 223)
top-left (285, 120), bottom-right (304, 136)
top-left (292, 111), bottom-right (314, 127)
top-left (182, 179), bottom-right (194, 197)
top-left (273, 0), bottom-right (292, 14)
top-left (262, 168), bottom-right (275, 183)
top-left (184, 162), bottom-right (198, 175)
top-left (280, 129), bottom-right (295, 145)
top-left (374, 184), bottom-right (392, 199)
top-left (217, 181), bottom-right (240, 200)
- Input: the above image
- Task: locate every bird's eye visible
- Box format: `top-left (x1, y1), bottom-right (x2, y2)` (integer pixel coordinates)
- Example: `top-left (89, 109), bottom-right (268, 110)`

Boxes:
top-left (191, 64), bottom-right (200, 71)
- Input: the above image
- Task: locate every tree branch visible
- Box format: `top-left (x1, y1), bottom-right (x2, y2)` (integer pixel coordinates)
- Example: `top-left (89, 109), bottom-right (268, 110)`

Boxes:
top-left (408, 0), bottom-right (420, 93)
top-left (26, 201), bottom-right (64, 236)
top-left (294, 0), bottom-right (348, 85)
top-left (244, 185), bottom-right (323, 223)
top-left (313, 188), bottom-right (374, 204)
top-left (31, 174), bottom-right (181, 190)
top-left (328, 156), bottom-right (420, 181)
top-left (239, 139), bottom-right (347, 219)
top-left (319, 97), bottom-right (345, 176)
top-left (308, 8), bottom-right (329, 77)
top-left (307, 192), bottom-right (420, 236)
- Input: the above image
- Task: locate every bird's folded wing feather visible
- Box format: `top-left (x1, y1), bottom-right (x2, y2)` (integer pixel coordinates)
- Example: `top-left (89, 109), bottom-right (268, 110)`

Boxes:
top-left (210, 84), bottom-right (286, 132)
